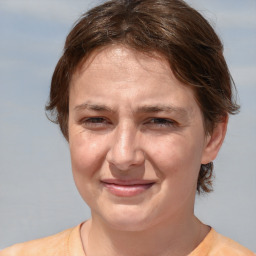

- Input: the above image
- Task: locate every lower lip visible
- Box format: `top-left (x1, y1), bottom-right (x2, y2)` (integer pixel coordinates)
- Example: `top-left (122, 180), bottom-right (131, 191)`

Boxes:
top-left (102, 183), bottom-right (154, 197)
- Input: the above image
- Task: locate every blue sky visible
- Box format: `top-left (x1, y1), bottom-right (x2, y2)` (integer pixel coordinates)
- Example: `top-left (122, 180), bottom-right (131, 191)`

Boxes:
top-left (0, 0), bottom-right (255, 251)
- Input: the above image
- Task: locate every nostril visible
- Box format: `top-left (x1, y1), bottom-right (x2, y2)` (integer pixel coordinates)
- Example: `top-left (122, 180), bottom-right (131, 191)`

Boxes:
top-left (106, 148), bottom-right (145, 171)
top-left (105, 126), bottom-right (145, 169)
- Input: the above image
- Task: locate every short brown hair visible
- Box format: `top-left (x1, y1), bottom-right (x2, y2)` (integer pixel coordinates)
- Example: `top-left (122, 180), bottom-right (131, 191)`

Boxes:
top-left (46, 0), bottom-right (240, 193)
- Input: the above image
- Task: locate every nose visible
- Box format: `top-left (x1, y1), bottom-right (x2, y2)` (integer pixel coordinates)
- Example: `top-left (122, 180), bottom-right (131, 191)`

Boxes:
top-left (106, 123), bottom-right (145, 171)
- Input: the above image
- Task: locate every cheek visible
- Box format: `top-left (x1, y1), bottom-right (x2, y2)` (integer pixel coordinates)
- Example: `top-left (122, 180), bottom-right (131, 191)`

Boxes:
top-left (69, 132), bottom-right (106, 178)
top-left (69, 132), bottom-right (108, 204)
top-left (148, 135), bottom-right (204, 205)
top-left (148, 134), bottom-right (203, 178)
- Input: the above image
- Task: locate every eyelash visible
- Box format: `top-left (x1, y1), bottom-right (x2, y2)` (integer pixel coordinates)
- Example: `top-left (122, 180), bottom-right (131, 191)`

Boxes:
top-left (81, 117), bottom-right (177, 129)
top-left (81, 117), bottom-right (110, 127)
top-left (146, 118), bottom-right (176, 127)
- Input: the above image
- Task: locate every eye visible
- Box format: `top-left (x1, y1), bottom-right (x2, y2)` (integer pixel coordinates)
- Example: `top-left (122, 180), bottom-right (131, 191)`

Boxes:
top-left (81, 117), bottom-right (111, 129)
top-left (85, 117), bottom-right (106, 123)
top-left (146, 118), bottom-right (177, 128)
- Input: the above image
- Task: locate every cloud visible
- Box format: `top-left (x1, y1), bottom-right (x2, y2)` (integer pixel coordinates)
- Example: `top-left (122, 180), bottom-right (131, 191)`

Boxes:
top-left (230, 66), bottom-right (256, 88)
top-left (216, 11), bottom-right (256, 29)
top-left (0, 0), bottom-right (99, 25)
top-left (186, 0), bottom-right (256, 29)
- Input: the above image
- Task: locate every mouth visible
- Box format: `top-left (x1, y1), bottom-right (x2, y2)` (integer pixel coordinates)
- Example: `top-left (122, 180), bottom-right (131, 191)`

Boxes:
top-left (101, 179), bottom-right (155, 197)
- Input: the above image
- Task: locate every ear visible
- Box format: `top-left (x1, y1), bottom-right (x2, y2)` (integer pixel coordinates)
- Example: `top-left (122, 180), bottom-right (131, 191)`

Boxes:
top-left (201, 116), bottom-right (228, 164)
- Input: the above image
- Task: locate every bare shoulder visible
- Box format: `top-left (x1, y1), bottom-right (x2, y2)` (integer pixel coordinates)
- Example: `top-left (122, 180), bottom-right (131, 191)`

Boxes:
top-left (0, 227), bottom-right (73, 256)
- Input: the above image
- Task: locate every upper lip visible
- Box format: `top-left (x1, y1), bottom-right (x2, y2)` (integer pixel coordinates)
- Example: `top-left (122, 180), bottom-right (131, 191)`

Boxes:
top-left (101, 179), bottom-right (156, 186)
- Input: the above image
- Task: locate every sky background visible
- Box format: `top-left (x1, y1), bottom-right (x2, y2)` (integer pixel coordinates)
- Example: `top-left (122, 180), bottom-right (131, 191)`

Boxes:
top-left (0, 0), bottom-right (255, 251)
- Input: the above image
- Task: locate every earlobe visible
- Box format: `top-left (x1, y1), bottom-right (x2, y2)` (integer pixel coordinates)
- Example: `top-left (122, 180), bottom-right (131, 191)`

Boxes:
top-left (201, 116), bottom-right (228, 164)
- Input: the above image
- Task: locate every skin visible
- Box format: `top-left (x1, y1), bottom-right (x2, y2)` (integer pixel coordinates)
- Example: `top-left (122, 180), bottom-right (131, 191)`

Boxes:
top-left (68, 45), bottom-right (227, 256)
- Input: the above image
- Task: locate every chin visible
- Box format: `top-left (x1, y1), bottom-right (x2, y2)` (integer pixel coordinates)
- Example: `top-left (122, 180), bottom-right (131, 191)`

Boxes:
top-left (96, 204), bottom-right (157, 232)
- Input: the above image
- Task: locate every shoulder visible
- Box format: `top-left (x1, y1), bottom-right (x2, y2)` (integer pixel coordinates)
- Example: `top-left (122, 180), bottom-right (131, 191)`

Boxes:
top-left (0, 226), bottom-right (77, 256)
top-left (202, 229), bottom-right (255, 256)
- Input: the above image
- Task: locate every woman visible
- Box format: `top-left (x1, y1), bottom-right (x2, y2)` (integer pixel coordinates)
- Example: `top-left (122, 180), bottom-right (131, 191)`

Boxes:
top-left (1, 0), bottom-right (254, 255)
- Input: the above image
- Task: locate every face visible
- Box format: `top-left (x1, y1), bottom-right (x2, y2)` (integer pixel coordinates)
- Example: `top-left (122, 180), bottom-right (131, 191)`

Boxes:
top-left (68, 45), bottom-right (222, 231)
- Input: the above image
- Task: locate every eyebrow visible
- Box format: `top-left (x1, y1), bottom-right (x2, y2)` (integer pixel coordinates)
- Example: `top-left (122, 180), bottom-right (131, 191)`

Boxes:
top-left (74, 103), bottom-right (114, 112)
top-left (73, 103), bottom-right (189, 118)
top-left (136, 105), bottom-right (190, 120)
top-left (137, 105), bottom-right (188, 115)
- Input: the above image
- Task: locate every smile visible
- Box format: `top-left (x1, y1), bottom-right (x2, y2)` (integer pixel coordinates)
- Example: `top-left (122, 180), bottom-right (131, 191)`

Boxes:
top-left (101, 180), bottom-right (155, 197)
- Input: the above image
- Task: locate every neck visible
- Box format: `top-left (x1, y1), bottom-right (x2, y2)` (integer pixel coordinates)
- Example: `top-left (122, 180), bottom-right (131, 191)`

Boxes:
top-left (81, 214), bottom-right (210, 256)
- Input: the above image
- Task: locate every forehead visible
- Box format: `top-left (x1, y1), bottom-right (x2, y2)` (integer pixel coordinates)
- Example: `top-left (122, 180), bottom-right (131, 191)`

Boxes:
top-left (70, 45), bottom-right (199, 114)
top-left (72, 45), bottom-right (176, 86)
